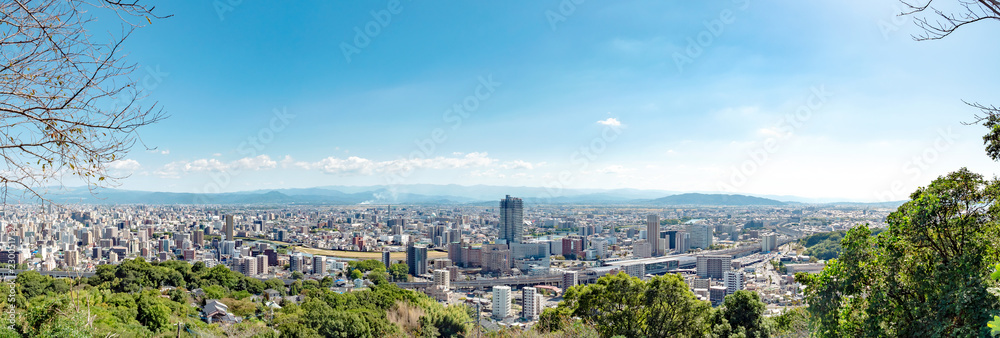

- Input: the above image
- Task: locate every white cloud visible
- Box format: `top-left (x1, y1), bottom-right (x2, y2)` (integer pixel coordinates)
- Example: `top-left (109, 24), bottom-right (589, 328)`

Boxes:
top-left (597, 117), bottom-right (622, 127)
top-left (213, 153), bottom-right (222, 157)
top-left (154, 155), bottom-right (278, 178)
top-left (161, 149), bottom-right (170, 155)
top-left (108, 159), bottom-right (141, 171)
top-left (501, 160), bottom-right (535, 170)
top-left (597, 165), bottom-right (630, 174)
top-left (231, 155), bottom-right (277, 171)
top-left (303, 152), bottom-right (498, 176)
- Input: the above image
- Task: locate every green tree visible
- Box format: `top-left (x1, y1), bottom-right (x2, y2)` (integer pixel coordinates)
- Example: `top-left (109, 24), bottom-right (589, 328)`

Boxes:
top-left (265, 278), bottom-right (287, 295)
top-left (390, 263), bottom-right (410, 281)
top-left (203, 285), bottom-right (227, 300)
top-left (720, 290), bottom-right (768, 338)
top-left (798, 169), bottom-right (1000, 337)
top-left (558, 272), bottom-right (713, 337)
top-left (135, 293), bottom-right (170, 332)
top-left (644, 273), bottom-right (713, 337)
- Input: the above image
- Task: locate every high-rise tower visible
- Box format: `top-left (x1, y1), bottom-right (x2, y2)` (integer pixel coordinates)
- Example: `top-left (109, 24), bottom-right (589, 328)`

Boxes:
top-left (647, 214), bottom-right (660, 256)
top-left (499, 195), bottom-right (523, 244)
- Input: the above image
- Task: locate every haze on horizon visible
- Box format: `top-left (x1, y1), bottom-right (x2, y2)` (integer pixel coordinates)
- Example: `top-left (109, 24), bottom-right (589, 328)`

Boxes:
top-left (83, 1), bottom-right (999, 202)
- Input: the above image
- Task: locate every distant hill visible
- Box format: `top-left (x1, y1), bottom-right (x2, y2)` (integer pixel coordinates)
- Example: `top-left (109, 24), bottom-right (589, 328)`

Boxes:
top-left (17, 185), bottom-right (904, 206)
top-left (645, 193), bottom-right (786, 206)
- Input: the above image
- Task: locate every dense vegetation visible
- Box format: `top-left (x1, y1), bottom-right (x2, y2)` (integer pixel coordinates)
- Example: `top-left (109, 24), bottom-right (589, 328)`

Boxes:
top-left (799, 229), bottom-right (887, 261)
top-left (539, 272), bottom-right (808, 337)
top-left (797, 169), bottom-right (1000, 337)
top-left (0, 258), bottom-right (473, 337)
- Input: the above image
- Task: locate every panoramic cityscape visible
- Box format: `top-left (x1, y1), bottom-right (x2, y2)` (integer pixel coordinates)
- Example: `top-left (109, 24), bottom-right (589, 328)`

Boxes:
top-left (1, 1), bottom-right (1000, 337)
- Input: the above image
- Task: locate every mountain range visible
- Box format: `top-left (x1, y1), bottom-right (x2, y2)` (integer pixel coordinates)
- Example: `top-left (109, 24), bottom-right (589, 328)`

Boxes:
top-left (21, 185), bottom-right (906, 207)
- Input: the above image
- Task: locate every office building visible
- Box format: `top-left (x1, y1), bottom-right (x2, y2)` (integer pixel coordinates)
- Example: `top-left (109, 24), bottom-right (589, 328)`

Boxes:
top-left (664, 230), bottom-right (678, 250)
top-left (492, 286), bottom-right (511, 319)
top-left (762, 234), bottom-right (777, 252)
top-left (697, 255), bottom-right (732, 279)
top-left (256, 254), bottom-right (268, 275)
top-left (675, 232), bottom-right (689, 254)
top-left (647, 214), bottom-right (660, 256)
top-left (289, 254), bottom-right (303, 273)
top-left (313, 256), bottom-right (326, 275)
top-left (634, 240), bottom-right (652, 258)
top-left (382, 250), bottom-right (391, 269)
top-left (688, 224), bottom-right (713, 250)
top-left (499, 195), bottom-right (524, 244)
top-left (225, 215), bottom-right (234, 241)
top-left (406, 242), bottom-right (428, 276)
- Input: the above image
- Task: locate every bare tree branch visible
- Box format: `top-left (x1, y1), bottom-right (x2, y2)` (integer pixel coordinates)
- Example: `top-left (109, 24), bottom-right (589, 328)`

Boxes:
top-left (0, 0), bottom-right (169, 204)
top-left (899, 0), bottom-right (1000, 40)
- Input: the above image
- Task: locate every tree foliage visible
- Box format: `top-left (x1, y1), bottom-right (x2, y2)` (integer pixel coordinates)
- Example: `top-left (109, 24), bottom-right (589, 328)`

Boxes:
top-left (798, 169), bottom-right (1000, 337)
top-left (552, 272), bottom-right (785, 337)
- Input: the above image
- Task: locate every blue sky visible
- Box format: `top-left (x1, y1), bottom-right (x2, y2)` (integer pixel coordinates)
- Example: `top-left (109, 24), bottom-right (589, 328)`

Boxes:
top-left (97, 0), bottom-right (1000, 201)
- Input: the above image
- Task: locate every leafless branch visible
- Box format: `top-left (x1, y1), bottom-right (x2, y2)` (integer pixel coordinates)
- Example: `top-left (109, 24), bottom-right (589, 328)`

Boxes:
top-left (0, 0), bottom-right (169, 204)
top-left (899, 0), bottom-right (1000, 40)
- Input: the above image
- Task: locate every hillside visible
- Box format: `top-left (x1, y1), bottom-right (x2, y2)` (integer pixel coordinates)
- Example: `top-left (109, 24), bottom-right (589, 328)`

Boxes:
top-left (646, 193), bottom-right (787, 206)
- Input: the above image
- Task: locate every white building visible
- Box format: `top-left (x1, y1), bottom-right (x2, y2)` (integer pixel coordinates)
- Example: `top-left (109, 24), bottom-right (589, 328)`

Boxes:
top-left (761, 234), bottom-right (777, 252)
top-left (522, 287), bottom-right (539, 321)
top-left (724, 270), bottom-right (743, 295)
top-left (492, 286), bottom-right (511, 319)
top-left (633, 240), bottom-right (652, 258)
top-left (433, 269), bottom-right (450, 290)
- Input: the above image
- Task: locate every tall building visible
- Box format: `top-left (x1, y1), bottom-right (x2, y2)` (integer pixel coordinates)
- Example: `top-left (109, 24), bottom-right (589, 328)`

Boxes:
top-left (664, 230), bottom-right (678, 251)
top-left (675, 232), bottom-right (690, 254)
top-left (688, 224), bottom-right (713, 249)
top-left (193, 231), bottom-right (204, 247)
top-left (562, 271), bottom-right (578, 290)
top-left (313, 256), bottom-right (326, 275)
top-left (647, 214), bottom-right (660, 256)
top-left (406, 242), bottom-right (428, 276)
top-left (761, 234), bottom-right (777, 252)
top-left (225, 215), bottom-right (235, 241)
top-left (522, 287), bottom-right (539, 320)
top-left (256, 254), bottom-right (268, 275)
top-left (382, 250), bottom-right (392, 269)
top-left (724, 271), bottom-right (744, 295)
top-left (492, 286), bottom-right (511, 319)
top-left (696, 255), bottom-right (732, 279)
top-left (289, 254), bottom-right (303, 273)
top-left (240, 257), bottom-right (257, 276)
top-left (499, 195), bottom-right (523, 244)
